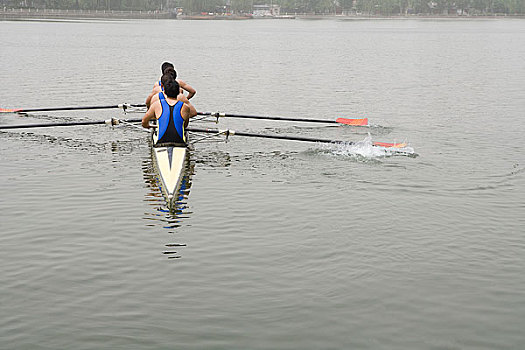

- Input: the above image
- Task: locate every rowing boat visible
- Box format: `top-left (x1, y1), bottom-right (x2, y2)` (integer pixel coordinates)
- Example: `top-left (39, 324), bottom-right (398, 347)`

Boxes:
top-left (0, 106), bottom-right (414, 200)
top-left (150, 127), bottom-right (188, 209)
top-left (1, 103), bottom-right (415, 206)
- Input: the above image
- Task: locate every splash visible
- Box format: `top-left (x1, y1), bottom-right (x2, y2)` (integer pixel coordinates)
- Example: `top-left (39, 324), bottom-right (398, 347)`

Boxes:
top-left (317, 134), bottom-right (416, 159)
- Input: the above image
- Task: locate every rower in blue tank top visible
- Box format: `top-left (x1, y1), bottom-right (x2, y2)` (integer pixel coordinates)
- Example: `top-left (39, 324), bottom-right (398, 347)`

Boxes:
top-left (142, 72), bottom-right (197, 143)
top-left (145, 61), bottom-right (196, 108)
top-left (156, 92), bottom-right (185, 144)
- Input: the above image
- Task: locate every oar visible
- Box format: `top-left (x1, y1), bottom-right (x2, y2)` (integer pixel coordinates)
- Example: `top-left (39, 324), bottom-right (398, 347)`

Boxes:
top-left (0, 117), bottom-right (143, 130)
top-left (2, 105), bottom-right (368, 126)
top-left (198, 112), bottom-right (368, 126)
top-left (1, 120), bottom-right (406, 148)
top-left (0, 118), bottom-right (407, 148)
top-left (187, 127), bottom-right (406, 148)
top-left (0, 103), bottom-right (146, 113)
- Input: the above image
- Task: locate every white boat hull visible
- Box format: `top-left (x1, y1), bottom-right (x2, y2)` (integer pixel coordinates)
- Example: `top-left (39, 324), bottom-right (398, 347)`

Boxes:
top-left (151, 131), bottom-right (187, 207)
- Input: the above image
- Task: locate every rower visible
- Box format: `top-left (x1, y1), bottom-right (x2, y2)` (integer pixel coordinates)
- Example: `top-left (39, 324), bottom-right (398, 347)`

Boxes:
top-left (142, 73), bottom-right (197, 145)
top-left (145, 62), bottom-right (196, 108)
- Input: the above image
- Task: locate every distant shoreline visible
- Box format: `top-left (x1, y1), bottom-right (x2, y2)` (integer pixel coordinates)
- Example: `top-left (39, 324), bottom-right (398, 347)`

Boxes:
top-left (0, 8), bottom-right (174, 20)
top-left (1, 9), bottom-right (524, 21)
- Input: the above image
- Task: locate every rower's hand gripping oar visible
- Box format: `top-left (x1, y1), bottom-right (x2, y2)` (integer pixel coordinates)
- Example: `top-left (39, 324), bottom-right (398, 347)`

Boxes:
top-left (198, 112), bottom-right (369, 126)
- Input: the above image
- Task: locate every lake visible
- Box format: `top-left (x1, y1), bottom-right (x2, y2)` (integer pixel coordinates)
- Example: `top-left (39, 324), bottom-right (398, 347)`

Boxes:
top-left (1, 17), bottom-right (524, 349)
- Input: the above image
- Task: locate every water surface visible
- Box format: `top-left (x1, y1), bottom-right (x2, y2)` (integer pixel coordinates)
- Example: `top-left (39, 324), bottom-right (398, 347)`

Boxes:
top-left (1, 18), bottom-right (524, 349)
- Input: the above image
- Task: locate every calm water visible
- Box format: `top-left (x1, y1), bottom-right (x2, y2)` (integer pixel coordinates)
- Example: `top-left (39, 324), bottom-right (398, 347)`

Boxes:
top-left (1, 18), bottom-right (524, 349)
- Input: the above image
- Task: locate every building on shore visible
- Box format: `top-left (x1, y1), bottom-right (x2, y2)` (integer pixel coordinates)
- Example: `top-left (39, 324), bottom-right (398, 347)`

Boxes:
top-left (253, 4), bottom-right (280, 17)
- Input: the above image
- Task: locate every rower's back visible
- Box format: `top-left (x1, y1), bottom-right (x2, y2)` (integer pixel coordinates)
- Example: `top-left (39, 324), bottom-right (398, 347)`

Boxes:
top-left (154, 78), bottom-right (185, 146)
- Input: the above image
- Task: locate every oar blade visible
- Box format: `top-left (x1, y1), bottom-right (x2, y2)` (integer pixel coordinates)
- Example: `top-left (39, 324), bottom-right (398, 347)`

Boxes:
top-left (336, 118), bottom-right (368, 126)
top-left (0, 108), bottom-right (21, 113)
top-left (373, 141), bottom-right (407, 148)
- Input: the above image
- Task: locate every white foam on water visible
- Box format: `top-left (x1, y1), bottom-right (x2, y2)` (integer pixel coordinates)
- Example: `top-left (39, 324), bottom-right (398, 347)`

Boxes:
top-left (317, 134), bottom-right (416, 159)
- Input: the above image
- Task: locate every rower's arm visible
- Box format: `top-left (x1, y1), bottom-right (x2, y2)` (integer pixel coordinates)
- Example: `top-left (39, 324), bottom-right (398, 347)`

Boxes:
top-left (181, 102), bottom-right (197, 127)
top-left (177, 93), bottom-right (190, 104)
top-left (178, 79), bottom-right (196, 99)
top-left (186, 102), bottom-right (197, 118)
top-left (145, 91), bottom-right (155, 108)
top-left (142, 104), bottom-right (157, 129)
top-left (146, 85), bottom-right (162, 108)
top-left (147, 91), bottom-right (162, 109)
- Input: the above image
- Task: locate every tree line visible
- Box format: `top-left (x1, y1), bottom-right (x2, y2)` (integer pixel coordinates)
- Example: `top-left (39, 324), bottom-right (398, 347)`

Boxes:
top-left (2, 0), bottom-right (523, 15)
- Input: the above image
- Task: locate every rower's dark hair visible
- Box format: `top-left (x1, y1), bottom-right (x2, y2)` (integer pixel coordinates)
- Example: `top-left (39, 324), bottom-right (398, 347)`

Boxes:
top-left (161, 69), bottom-right (175, 87)
top-left (163, 66), bottom-right (177, 80)
top-left (163, 78), bottom-right (180, 99)
top-left (161, 61), bottom-right (174, 74)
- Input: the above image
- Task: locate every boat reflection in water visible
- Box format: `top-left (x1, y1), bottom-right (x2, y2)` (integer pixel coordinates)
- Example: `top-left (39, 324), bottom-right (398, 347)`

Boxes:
top-left (142, 138), bottom-right (232, 258)
top-left (141, 135), bottom-right (195, 258)
top-left (142, 147), bottom-right (194, 226)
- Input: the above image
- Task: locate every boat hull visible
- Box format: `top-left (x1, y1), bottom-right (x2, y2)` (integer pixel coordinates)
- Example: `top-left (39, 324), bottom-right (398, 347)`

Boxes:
top-left (151, 131), bottom-right (187, 208)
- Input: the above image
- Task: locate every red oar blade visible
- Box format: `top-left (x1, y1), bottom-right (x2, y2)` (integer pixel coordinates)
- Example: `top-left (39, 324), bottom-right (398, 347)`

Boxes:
top-left (373, 141), bottom-right (407, 148)
top-left (336, 117), bottom-right (368, 126)
top-left (0, 108), bottom-right (21, 113)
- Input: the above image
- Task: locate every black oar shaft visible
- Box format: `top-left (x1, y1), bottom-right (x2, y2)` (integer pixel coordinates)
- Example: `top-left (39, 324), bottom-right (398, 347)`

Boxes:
top-left (8, 104), bottom-right (146, 113)
top-left (0, 120), bottom-right (105, 129)
top-left (198, 112), bottom-right (337, 124)
top-left (187, 127), bottom-right (349, 144)
top-left (0, 118), bottom-right (143, 130)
